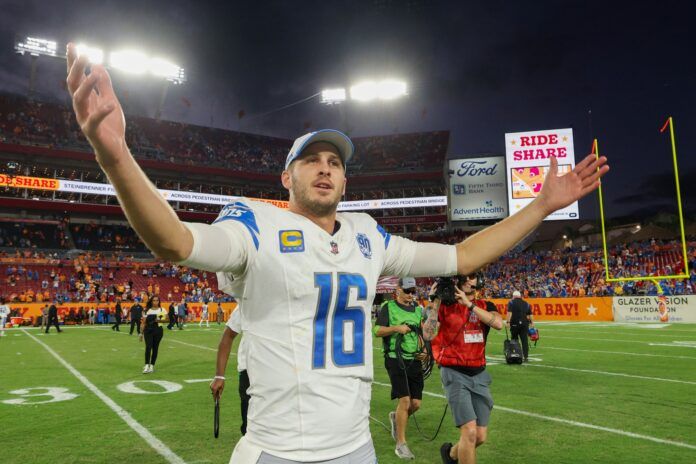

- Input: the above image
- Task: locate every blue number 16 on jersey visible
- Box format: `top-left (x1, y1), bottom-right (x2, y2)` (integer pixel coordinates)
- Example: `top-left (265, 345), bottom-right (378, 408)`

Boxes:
top-left (313, 273), bottom-right (367, 369)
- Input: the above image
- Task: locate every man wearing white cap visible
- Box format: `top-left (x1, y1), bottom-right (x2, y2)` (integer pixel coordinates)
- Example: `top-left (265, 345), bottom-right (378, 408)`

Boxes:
top-left (506, 290), bottom-right (533, 362)
top-left (374, 277), bottom-right (426, 460)
top-left (65, 43), bottom-right (608, 463)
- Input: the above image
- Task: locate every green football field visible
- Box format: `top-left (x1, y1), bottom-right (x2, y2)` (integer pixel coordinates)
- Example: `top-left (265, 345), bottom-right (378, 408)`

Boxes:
top-left (1, 321), bottom-right (695, 464)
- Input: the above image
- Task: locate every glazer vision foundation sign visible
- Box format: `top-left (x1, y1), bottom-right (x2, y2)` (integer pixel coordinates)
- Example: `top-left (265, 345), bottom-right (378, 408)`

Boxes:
top-left (448, 156), bottom-right (508, 221)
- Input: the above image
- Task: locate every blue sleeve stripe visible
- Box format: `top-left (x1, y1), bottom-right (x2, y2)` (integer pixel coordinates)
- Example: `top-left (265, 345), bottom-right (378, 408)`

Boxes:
top-left (376, 224), bottom-right (391, 249)
top-left (213, 202), bottom-right (260, 250)
top-left (213, 217), bottom-right (260, 250)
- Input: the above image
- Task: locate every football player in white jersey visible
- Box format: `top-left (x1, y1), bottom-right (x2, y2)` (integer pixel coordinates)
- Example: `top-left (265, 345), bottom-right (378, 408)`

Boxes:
top-left (66, 43), bottom-right (609, 463)
top-left (0, 299), bottom-right (11, 337)
top-left (199, 301), bottom-right (210, 327)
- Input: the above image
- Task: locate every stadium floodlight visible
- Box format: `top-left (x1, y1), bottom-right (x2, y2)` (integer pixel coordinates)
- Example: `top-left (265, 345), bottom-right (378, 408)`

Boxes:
top-left (350, 81), bottom-right (378, 102)
top-left (76, 43), bottom-right (104, 65)
top-left (109, 50), bottom-right (149, 74)
top-left (149, 57), bottom-right (186, 84)
top-left (321, 88), bottom-right (347, 105)
top-left (14, 36), bottom-right (58, 57)
top-left (377, 79), bottom-right (407, 100)
top-left (350, 79), bottom-right (408, 102)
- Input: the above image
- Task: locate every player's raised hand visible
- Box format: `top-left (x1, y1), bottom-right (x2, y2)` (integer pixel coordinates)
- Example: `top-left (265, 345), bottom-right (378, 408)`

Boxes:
top-left (66, 43), bottom-right (126, 166)
top-left (537, 154), bottom-right (609, 215)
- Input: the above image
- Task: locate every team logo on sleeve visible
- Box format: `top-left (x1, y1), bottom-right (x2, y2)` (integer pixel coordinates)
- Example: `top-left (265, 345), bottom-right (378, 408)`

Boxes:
top-left (279, 230), bottom-right (305, 253)
top-left (356, 233), bottom-right (372, 259)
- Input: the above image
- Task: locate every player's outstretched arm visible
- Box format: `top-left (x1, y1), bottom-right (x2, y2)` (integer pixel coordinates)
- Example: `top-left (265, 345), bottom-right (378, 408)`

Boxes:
top-left (65, 43), bottom-right (192, 262)
top-left (456, 154), bottom-right (609, 275)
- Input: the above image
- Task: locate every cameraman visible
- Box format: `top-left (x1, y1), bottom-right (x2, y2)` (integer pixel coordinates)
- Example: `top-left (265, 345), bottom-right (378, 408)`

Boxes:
top-left (374, 277), bottom-right (426, 460)
top-left (423, 274), bottom-right (502, 464)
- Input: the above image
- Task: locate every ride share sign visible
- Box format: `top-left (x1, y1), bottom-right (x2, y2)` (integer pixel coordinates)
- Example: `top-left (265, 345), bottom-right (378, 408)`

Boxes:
top-left (448, 156), bottom-right (508, 221)
top-left (504, 128), bottom-right (579, 220)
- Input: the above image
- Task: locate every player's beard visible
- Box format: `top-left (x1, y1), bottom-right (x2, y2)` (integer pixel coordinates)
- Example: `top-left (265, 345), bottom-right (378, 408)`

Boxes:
top-left (291, 176), bottom-right (342, 217)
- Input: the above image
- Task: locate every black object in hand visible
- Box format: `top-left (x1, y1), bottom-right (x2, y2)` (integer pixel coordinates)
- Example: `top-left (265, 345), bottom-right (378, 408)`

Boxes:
top-left (432, 277), bottom-right (457, 305)
top-left (214, 398), bottom-right (220, 438)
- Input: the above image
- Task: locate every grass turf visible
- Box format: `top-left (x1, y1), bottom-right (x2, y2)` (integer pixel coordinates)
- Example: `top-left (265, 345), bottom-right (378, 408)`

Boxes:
top-left (1, 322), bottom-right (695, 463)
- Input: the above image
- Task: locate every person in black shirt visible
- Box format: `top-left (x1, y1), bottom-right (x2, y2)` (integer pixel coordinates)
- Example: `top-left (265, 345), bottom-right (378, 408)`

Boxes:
top-left (167, 302), bottom-right (177, 330)
top-left (139, 296), bottom-right (166, 374)
top-left (45, 301), bottom-right (62, 333)
top-left (506, 291), bottom-right (534, 362)
top-left (129, 299), bottom-right (144, 335)
top-left (111, 298), bottom-right (122, 331)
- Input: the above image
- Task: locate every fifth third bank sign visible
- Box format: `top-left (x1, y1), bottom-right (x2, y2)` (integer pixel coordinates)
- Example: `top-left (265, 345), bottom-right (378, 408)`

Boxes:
top-left (448, 156), bottom-right (508, 221)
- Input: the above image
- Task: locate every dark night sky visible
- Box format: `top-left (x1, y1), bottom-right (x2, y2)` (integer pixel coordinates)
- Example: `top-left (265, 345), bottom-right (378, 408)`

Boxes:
top-left (0, 0), bottom-right (694, 220)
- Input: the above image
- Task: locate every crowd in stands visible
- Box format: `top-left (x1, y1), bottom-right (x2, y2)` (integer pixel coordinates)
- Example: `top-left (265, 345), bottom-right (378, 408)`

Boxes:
top-left (483, 238), bottom-right (696, 298)
top-left (0, 218), bottom-right (148, 252)
top-left (71, 223), bottom-right (148, 252)
top-left (351, 131), bottom-right (449, 172)
top-left (0, 219), bottom-right (70, 249)
top-left (3, 234), bottom-right (693, 307)
top-left (1, 251), bottom-right (233, 305)
top-left (0, 93), bottom-right (448, 174)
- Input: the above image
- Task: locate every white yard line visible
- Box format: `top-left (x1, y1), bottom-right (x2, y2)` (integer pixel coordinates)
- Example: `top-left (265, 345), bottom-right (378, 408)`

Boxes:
top-left (168, 338), bottom-right (235, 355)
top-left (22, 329), bottom-right (187, 464)
top-left (537, 345), bottom-right (696, 360)
top-left (522, 363), bottom-right (696, 385)
top-left (373, 381), bottom-right (696, 451)
top-left (542, 335), bottom-right (658, 345)
top-left (547, 329), bottom-right (696, 339)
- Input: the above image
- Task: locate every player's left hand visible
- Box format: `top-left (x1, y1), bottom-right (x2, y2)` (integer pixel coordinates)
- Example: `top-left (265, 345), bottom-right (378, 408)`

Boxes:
top-left (536, 154), bottom-right (609, 215)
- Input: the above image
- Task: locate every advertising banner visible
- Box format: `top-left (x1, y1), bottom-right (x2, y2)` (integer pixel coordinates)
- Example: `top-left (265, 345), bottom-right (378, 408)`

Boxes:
top-left (504, 128), bottom-right (578, 220)
top-left (448, 156), bottom-right (508, 220)
top-left (1, 174), bottom-right (447, 211)
top-left (6, 301), bottom-right (238, 325)
top-left (612, 295), bottom-right (696, 323)
top-left (489, 297), bottom-right (613, 321)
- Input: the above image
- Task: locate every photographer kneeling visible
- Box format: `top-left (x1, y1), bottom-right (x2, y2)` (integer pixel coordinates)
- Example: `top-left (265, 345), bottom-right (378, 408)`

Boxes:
top-left (423, 274), bottom-right (503, 464)
top-left (374, 277), bottom-right (427, 460)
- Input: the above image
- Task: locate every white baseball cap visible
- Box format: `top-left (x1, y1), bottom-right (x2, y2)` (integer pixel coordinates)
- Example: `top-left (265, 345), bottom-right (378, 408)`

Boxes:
top-left (512, 291), bottom-right (521, 298)
top-left (285, 129), bottom-right (354, 170)
top-left (399, 277), bottom-right (417, 289)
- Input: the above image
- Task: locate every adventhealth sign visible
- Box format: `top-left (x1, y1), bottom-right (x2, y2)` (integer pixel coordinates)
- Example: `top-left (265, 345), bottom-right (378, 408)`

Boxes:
top-left (448, 156), bottom-right (508, 221)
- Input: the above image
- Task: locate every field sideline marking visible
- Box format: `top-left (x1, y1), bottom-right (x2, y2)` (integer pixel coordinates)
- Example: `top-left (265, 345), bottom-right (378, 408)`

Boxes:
top-left (542, 335), bottom-right (669, 345)
top-left (86, 326), bottom-right (234, 356)
top-left (522, 363), bottom-right (696, 385)
top-left (545, 329), bottom-right (696, 339)
top-left (169, 339), bottom-right (235, 354)
top-left (538, 345), bottom-right (696, 360)
top-left (373, 381), bottom-right (696, 450)
top-left (21, 329), bottom-right (187, 464)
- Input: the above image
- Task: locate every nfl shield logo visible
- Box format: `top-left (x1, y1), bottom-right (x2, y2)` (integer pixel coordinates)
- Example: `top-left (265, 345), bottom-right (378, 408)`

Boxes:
top-left (330, 241), bottom-right (339, 255)
top-left (356, 233), bottom-right (372, 259)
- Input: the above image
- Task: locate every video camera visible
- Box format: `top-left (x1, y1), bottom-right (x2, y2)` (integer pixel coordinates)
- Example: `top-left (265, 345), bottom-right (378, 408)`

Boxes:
top-left (430, 272), bottom-right (485, 306)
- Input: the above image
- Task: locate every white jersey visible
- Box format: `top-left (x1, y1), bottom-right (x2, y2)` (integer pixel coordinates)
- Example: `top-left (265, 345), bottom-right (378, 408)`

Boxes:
top-left (227, 309), bottom-right (247, 372)
top-left (0, 305), bottom-right (10, 319)
top-left (201, 304), bottom-right (208, 318)
top-left (182, 199), bottom-right (419, 461)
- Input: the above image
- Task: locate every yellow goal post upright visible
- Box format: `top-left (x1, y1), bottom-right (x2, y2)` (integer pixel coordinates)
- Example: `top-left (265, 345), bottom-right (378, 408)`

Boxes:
top-left (594, 116), bottom-right (690, 285)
